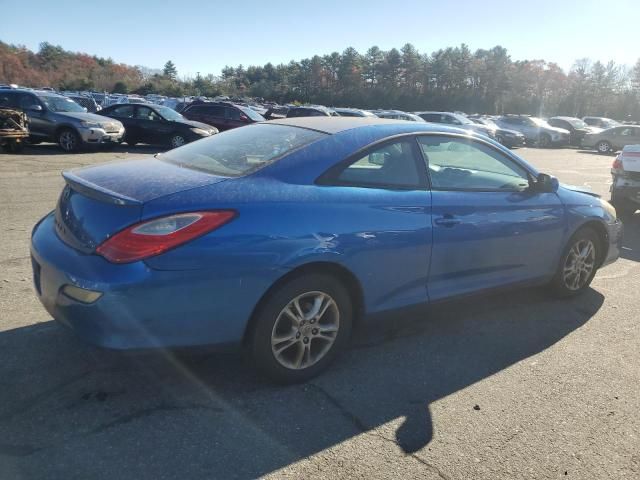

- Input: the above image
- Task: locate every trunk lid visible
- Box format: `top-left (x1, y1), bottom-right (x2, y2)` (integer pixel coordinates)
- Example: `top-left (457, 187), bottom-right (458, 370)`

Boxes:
top-left (620, 145), bottom-right (640, 173)
top-left (55, 157), bottom-right (228, 252)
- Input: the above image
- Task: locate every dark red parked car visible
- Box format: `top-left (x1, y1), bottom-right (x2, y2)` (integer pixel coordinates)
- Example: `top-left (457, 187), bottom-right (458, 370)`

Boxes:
top-left (182, 102), bottom-right (264, 131)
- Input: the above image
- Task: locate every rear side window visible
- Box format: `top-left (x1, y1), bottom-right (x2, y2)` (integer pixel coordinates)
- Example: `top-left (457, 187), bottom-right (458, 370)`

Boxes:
top-left (329, 140), bottom-right (424, 189)
top-left (204, 105), bottom-right (225, 117)
top-left (160, 124), bottom-right (326, 176)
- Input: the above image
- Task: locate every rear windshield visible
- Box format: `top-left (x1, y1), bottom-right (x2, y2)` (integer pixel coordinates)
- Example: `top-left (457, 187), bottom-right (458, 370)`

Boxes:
top-left (159, 123), bottom-right (326, 176)
top-left (239, 105), bottom-right (265, 122)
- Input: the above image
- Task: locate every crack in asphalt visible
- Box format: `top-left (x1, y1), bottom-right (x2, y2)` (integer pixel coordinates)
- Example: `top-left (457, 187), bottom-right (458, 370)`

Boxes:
top-left (306, 383), bottom-right (450, 479)
top-left (88, 403), bottom-right (225, 435)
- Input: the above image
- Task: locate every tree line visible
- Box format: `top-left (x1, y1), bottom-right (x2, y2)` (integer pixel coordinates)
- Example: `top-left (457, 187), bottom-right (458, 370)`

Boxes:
top-left (1, 40), bottom-right (639, 119)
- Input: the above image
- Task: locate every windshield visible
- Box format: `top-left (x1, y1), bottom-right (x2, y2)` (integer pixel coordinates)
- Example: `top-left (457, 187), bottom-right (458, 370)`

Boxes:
top-left (239, 105), bottom-right (265, 122)
top-left (479, 118), bottom-right (499, 128)
top-left (156, 105), bottom-right (184, 121)
top-left (160, 123), bottom-right (326, 176)
top-left (603, 119), bottom-right (620, 128)
top-left (38, 95), bottom-right (85, 113)
top-left (565, 118), bottom-right (588, 129)
top-left (530, 117), bottom-right (549, 127)
top-left (454, 115), bottom-right (474, 125)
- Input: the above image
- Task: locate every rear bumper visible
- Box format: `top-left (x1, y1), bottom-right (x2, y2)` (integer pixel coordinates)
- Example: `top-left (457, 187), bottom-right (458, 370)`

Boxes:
top-left (30, 213), bottom-right (275, 350)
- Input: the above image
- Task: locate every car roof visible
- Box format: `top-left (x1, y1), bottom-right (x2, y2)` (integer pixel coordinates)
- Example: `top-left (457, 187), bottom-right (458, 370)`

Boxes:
top-left (2, 88), bottom-right (60, 97)
top-left (267, 116), bottom-right (465, 135)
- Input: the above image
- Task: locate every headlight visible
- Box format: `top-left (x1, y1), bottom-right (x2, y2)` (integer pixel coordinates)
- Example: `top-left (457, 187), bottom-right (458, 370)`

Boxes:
top-left (80, 121), bottom-right (101, 128)
top-left (600, 198), bottom-right (617, 219)
top-left (190, 128), bottom-right (211, 136)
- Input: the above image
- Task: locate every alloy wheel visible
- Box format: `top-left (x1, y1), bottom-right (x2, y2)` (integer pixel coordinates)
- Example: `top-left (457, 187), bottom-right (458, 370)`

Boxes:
top-left (562, 239), bottom-right (596, 291)
top-left (59, 131), bottom-right (77, 151)
top-left (170, 135), bottom-right (185, 148)
top-left (270, 291), bottom-right (340, 370)
top-left (597, 141), bottom-right (611, 153)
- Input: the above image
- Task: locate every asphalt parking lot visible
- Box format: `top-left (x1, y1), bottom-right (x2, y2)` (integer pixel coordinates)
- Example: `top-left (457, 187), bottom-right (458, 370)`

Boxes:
top-left (1, 144), bottom-right (639, 479)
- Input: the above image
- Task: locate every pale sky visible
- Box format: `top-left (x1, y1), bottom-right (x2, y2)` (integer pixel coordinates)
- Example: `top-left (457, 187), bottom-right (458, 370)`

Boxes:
top-left (1, 0), bottom-right (638, 77)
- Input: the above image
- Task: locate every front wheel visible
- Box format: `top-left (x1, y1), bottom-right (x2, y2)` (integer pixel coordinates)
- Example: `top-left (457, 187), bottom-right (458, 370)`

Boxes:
top-left (169, 134), bottom-right (186, 149)
top-left (57, 129), bottom-right (81, 152)
top-left (249, 273), bottom-right (353, 383)
top-left (549, 228), bottom-right (600, 297)
top-left (538, 133), bottom-right (551, 148)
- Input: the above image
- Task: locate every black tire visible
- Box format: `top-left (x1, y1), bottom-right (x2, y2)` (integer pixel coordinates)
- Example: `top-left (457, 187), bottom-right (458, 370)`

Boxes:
top-left (57, 128), bottom-right (81, 152)
top-left (549, 227), bottom-right (601, 298)
top-left (249, 273), bottom-right (353, 384)
top-left (596, 141), bottom-right (613, 154)
top-left (538, 133), bottom-right (551, 148)
top-left (495, 134), bottom-right (505, 145)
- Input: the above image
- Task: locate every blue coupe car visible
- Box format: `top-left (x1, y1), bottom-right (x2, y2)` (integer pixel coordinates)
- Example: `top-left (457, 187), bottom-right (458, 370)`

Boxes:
top-left (31, 117), bottom-right (622, 382)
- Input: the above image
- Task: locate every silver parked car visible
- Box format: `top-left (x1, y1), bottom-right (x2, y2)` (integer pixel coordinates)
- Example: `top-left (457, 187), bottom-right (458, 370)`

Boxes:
top-left (375, 110), bottom-right (426, 122)
top-left (582, 125), bottom-right (640, 154)
top-left (494, 115), bottom-right (570, 147)
top-left (415, 111), bottom-right (495, 139)
top-left (0, 89), bottom-right (124, 152)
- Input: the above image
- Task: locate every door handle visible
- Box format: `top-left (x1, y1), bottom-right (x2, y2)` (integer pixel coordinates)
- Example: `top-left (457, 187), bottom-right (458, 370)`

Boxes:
top-left (434, 215), bottom-right (461, 227)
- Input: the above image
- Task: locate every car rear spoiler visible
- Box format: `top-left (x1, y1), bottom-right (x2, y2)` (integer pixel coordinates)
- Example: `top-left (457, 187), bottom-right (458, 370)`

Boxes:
top-left (62, 171), bottom-right (143, 206)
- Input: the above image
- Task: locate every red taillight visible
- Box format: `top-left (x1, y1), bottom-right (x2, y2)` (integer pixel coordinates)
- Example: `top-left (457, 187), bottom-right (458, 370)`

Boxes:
top-left (96, 211), bottom-right (236, 263)
top-left (612, 156), bottom-right (623, 170)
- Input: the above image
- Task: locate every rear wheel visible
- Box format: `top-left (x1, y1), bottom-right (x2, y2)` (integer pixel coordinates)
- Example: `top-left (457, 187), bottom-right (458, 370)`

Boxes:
top-left (549, 227), bottom-right (600, 297)
top-left (495, 134), bottom-right (505, 145)
top-left (57, 128), bottom-right (80, 152)
top-left (249, 273), bottom-right (353, 383)
top-left (596, 141), bottom-right (613, 154)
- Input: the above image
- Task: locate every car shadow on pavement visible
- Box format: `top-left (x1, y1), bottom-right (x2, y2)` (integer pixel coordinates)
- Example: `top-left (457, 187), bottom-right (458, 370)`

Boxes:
top-left (620, 214), bottom-right (640, 261)
top-left (0, 287), bottom-right (603, 479)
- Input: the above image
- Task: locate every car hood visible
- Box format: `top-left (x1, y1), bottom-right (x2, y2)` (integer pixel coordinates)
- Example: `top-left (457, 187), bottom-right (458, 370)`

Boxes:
top-left (56, 111), bottom-right (116, 124)
top-left (560, 183), bottom-right (600, 198)
top-left (175, 118), bottom-right (218, 132)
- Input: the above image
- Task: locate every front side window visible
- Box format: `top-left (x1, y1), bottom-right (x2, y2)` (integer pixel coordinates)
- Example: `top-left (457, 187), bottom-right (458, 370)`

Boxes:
top-left (160, 123), bottom-right (326, 177)
top-left (332, 140), bottom-right (423, 189)
top-left (136, 106), bottom-right (161, 121)
top-left (418, 136), bottom-right (530, 191)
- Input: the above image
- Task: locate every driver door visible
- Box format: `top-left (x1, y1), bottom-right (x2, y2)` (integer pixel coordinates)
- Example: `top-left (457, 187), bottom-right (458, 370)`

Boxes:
top-left (418, 135), bottom-right (565, 301)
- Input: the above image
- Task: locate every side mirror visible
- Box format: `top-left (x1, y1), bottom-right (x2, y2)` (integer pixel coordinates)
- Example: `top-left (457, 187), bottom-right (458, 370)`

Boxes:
top-left (28, 104), bottom-right (43, 112)
top-left (533, 173), bottom-right (559, 193)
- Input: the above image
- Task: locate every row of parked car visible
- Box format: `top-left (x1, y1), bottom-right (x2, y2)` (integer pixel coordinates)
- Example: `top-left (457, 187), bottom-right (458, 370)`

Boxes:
top-left (1, 86), bottom-right (635, 154)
